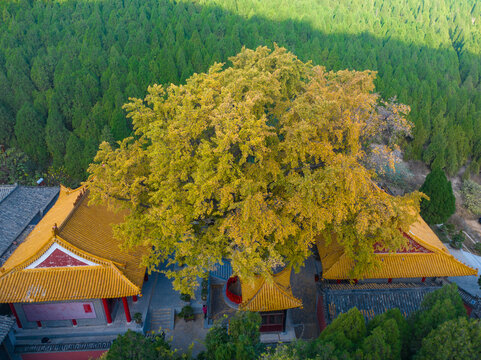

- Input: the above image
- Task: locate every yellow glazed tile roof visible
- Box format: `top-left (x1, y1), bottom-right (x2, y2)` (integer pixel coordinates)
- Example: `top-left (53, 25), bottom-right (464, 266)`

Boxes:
top-left (240, 267), bottom-right (303, 312)
top-left (318, 215), bottom-right (477, 280)
top-left (0, 186), bottom-right (146, 303)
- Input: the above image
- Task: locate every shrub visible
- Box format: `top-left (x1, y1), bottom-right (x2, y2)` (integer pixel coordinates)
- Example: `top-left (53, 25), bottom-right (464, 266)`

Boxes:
top-left (180, 293), bottom-right (191, 302)
top-left (461, 179), bottom-right (481, 215)
top-left (450, 231), bottom-right (465, 249)
top-left (474, 243), bottom-right (481, 255)
top-left (178, 305), bottom-right (194, 320)
top-left (133, 312), bottom-right (142, 324)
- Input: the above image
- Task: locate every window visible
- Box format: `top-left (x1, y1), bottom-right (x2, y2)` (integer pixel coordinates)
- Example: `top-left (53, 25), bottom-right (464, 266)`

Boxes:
top-left (260, 311), bottom-right (285, 332)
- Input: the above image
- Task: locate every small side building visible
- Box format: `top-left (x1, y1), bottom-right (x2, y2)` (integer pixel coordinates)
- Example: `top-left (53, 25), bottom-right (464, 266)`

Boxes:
top-left (209, 263), bottom-right (302, 341)
top-left (316, 215), bottom-right (477, 328)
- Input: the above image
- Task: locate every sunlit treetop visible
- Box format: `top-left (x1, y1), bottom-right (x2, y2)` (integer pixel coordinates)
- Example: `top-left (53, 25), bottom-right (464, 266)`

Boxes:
top-left (87, 45), bottom-right (422, 295)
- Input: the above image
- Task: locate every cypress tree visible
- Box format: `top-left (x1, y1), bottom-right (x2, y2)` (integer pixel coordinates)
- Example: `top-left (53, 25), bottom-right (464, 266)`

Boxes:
top-left (419, 168), bottom-right (456, 224)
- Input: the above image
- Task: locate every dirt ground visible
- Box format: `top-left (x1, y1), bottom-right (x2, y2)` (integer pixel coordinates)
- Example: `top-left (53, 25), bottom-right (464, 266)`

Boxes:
top-left (386, 160), bottom-right (481, 254)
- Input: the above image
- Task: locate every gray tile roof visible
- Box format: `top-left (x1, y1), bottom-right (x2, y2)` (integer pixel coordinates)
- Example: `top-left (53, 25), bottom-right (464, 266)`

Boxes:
top-left (0, 186), bottom-right (59, 258)
top-left (0, 185), bottom-right (16, 203)
top-left (0, 315), bottom-right (14, 343)
top-left (322, 283), bottom-right (442, 323)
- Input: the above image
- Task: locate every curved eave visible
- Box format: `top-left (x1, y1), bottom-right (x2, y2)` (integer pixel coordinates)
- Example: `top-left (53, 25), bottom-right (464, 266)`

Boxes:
top-left (0, 264), bottom-right (141, 303)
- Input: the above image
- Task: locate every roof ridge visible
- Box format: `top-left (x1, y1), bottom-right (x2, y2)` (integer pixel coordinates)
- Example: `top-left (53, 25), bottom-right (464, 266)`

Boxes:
top-left (271, 277), bottom-right (303, 306)
top-left (0, 237), bottom-right (56, 276)
top-left (407, 229), bottom-right (446, 254)
top-left (0, 183), bottom-right (18, 207)
top-left (109, 262), bottom-right (141, 294)
top-left (21, 265), bottom-right (106, 273)
top-left (54, 236), bottom-right (125, 267)
top-left (57, 186), bottom-right (88, 233)
top-left (241, 276), bottom-right (265, 308)
top-left (1, 234), bottom-right (125, 276)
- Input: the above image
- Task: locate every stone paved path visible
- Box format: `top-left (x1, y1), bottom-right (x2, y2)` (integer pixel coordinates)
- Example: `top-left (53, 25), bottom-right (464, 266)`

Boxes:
top-left (290, 255), bottom-right (320, 339)
top-left (170, 314), bottom-right (208, 357)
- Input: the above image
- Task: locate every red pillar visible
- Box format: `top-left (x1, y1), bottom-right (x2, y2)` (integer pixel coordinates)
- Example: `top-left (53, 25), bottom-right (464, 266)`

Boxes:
top-left (422, 277), bottom-right (426, 283)
top-left (72, 319), bottom-right (77, 327)
top-left (388, 278), bottom-right (392, 284)
top-left (144, 272), bottom-right (149, 282)
top-left (132, 295), bottom-right (138, 303)
top-left (36, 321), bottom-right (42, 328)
top-left (122, 297), bottom-right (131, 323)
top-left (102, 298), bottom-right (112, 324)
top-left (9, 303), bottom-right (22, 328)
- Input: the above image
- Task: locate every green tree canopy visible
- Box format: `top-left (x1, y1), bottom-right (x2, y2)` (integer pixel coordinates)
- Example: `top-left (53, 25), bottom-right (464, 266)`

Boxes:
top-left (419, 167), bottom-right (456, 224)
top-left (415, 317), bottom-right (481, 360)
top-left (88, 46), bottom-right (422, 294)
top-left (318, 307), bottom-right (366, 357)
top-left (203, 311), bottom-right (262, 360)
top-left (410, 283), bottom-right (466, 354)
top-left (14, 103), bottom-right (48, 168)
top-left (0, 147), bottom-right (31, 184)
top-left (105, 330), bottom-right (179, 360)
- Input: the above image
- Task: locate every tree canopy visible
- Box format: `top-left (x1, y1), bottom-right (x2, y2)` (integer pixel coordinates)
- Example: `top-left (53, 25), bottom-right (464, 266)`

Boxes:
top-left (88, 46), bottom-right (422, 294)
top-left (203, 311), bottom-right (262, 360)
top-left (415, 317), bottom-right (481, 360)
top-left (409, 283), bottom-right (467, 354)
top-left (419, 168), bottom-right (456, 224)
top-left (105, 330), bottom-right (184, 360)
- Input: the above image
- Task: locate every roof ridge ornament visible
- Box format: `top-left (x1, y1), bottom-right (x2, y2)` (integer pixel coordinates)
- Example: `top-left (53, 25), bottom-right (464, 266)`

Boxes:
top-left (52, 223), bottom-right (58, 236)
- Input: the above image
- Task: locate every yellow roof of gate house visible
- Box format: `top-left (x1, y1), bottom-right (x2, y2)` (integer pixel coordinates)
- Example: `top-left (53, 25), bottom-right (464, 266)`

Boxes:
top-left (0, 186), bottom-right (147, 303)
top-left (240, 267), bottom-right (303, 312)
top-left (318, 215), bottom-right (477, 280)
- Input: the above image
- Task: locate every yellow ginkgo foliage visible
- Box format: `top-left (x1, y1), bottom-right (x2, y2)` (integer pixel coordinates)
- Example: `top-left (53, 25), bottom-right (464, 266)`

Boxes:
top-left (87, 46), bottom-right (423, 295)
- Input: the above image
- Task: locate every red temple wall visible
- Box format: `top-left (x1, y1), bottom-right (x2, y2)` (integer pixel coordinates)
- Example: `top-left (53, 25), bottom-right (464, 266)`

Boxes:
top-left (23, 302), bottom-right (97, 321)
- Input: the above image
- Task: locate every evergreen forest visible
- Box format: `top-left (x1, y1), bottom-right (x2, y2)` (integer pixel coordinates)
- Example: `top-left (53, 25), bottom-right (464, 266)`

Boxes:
top-left (1, 0), bottom-right (481, 184)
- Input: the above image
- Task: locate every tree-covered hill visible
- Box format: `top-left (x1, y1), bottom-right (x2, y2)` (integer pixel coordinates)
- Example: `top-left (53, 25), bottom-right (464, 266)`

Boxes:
top-left (1, 0), bottom-right (480, 184)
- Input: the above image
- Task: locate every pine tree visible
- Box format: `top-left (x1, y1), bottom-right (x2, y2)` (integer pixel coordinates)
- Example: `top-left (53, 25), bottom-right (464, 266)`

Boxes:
top-left (14, 103), bottom-right (48, 168)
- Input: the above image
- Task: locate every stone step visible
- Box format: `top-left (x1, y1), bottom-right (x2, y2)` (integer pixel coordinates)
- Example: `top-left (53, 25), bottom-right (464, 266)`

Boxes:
top-left (149, 308), bottom-right (174, 332)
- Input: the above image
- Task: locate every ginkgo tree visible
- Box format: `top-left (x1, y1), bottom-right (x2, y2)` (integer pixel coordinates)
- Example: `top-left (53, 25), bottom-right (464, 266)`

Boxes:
top-left (87, 46), bottom-right (423, 295)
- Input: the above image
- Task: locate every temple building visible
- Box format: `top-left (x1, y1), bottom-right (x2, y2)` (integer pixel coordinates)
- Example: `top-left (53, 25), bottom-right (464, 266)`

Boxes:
top-left (316, 215), bottom-right (478, 329)
top-left (209, 263), bottom-right (302, 339)
top-left (0, 186), bottom-right (148, 359)
top-left (239, 267), bottom-right (302, 332)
